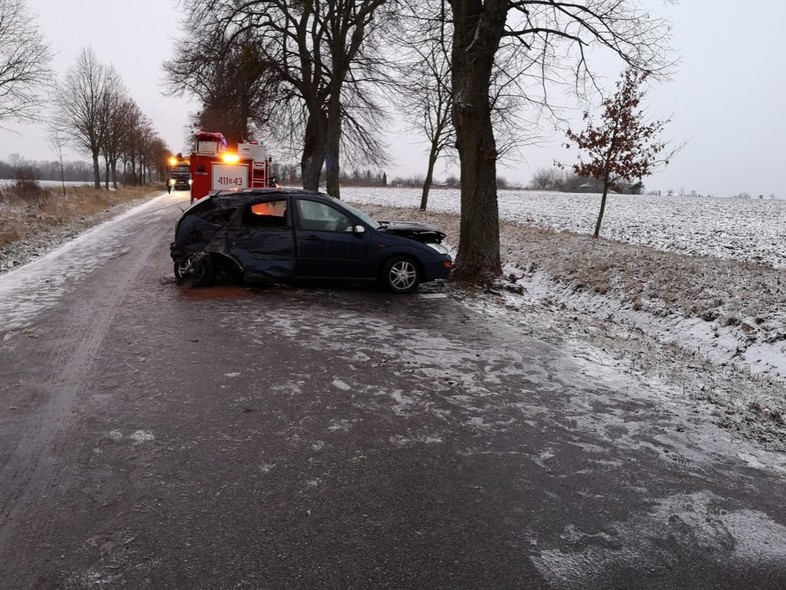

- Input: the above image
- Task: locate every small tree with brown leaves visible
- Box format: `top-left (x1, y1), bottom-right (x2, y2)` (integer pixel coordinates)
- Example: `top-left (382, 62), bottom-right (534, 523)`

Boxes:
top-left (564, 68), bottom-right (673, 238)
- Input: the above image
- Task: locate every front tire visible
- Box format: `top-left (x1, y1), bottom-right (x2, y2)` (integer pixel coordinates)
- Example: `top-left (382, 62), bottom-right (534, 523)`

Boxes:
top-left (381, 256), bottom-right (421, 294)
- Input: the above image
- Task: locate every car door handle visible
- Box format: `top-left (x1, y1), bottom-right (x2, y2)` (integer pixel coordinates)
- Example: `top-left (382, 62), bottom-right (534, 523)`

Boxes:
top-left (302, 235), bottom-right (320, 241)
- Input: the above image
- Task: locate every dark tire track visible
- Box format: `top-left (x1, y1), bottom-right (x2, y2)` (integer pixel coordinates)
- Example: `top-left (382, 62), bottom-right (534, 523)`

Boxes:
top-left (0, 217), bottom-right (168, 545)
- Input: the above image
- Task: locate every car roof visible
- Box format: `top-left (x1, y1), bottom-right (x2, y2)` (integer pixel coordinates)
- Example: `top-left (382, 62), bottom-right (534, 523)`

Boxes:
top-left (209, 188), bottom-right (329, 208)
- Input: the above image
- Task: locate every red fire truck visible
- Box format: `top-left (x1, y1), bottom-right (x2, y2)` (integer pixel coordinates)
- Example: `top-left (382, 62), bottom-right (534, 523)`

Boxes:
top-left (188, 131), bottom-right (273, 203)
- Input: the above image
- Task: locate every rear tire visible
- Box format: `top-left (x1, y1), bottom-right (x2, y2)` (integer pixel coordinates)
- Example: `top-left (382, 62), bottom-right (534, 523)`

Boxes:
top-left (174, 254), bottom-right (215, 287)
top-left (173, 258), bottom-right (190, 284)
top-left (381, 256), bottom-right (420, 294)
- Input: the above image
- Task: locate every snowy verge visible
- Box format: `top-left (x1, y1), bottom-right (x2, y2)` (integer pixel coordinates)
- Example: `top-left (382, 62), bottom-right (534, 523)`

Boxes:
top-left (463, 272), bottom-right (786, 450)
top-left (500, 266), bottom-right (786, 382)
top-left (350, 198), bottom-right (786, 449)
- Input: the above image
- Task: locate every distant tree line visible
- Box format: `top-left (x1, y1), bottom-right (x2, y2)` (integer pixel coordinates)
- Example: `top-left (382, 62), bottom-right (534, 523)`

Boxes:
top-left (272, 164), bottom-right (389, 188)
top-left (387, 174), bottom-right (517, 190)
top-left (0, 0), bottom-right (174, 190)
top-left (528, 167), bottom-right (644, 195)
top-left (390, 175), bottom-right (459, 189)
top-left (270, 166), bottom-right (523, 191)
top-left (0, 156), bottom-right (95, 182)
top-left (52, 47), bottom-right (171, 189)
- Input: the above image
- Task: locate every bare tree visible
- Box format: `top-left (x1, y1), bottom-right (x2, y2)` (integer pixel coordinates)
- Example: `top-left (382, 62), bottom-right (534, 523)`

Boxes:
top-left (118, 100), bottom-right (144, 184)
top-left (101, 88), bottom-right (133, 190)
top-left (119, 102), bottom-right (164, 186)
top-left (395, 5), bottom-right (455, 211)
top-left (447, 0), bottom-right (673, 282)
top-left (175, 0), bottom-right (393, 197)
top-left (0, 0), bottom-right (52, 126)
top-left (563, 67), bottom-right (676, 238)
top-left (395, 3), bottom-right (534, 211)
top-left (148, 137), bottom-right (171, 184)
top-left (47, 125), bottom-right (68, 196)
top-left (138, 120), bottom-right (164, 184)
top-left (528, 166), bottom-right (562, 191)
top-left (54, 47), bottom-right (117, 189)
top-left (164, 28), bottom-right (277, 147)
top-left (7, 151), bottom-right (22, 170)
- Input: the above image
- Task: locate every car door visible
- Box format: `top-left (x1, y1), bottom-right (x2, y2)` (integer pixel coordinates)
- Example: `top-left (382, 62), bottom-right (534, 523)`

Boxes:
top-left (222, 197), bottom-right (296, 280)
top-left (293, 197), bottom-right (373, 278)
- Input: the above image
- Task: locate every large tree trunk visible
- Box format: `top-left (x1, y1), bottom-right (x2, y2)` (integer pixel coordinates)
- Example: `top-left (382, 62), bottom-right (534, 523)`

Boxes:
top-left (449, 0), bottom-right (506, 282)
top-left (92, 151), bottom-right (101, 189)
top-left (594, 171), bottom-right (611, 238)
top-left (59, 158), bottom-right (66, 197)
top-left (301, 108), bottom-right (327, 192)
top-left (420, 144), bottom-right (439, 211)
top-left (325, 114), bottom-right (342, 198)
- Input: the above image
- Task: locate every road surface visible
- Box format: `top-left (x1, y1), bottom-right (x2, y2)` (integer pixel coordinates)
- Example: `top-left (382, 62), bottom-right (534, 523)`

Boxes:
top-left (1, 193), bottom-right (785, 589)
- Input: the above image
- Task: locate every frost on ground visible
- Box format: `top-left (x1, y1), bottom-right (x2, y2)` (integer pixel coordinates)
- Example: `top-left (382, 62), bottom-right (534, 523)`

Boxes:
top-left (0, 182), bottom-right (154, 274)
top-left (531, 490), bottom-right (786, 588)
top-left (344, 187), bottom-right (786, 450)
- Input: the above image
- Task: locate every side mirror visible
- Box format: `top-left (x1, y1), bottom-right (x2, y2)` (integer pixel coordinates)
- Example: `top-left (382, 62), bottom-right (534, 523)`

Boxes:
top-left (353, 225), bottom-right (366, 234)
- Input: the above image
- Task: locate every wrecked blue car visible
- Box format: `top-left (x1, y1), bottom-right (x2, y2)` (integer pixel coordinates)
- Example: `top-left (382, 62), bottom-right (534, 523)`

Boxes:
top-left (170, 189), bottom-right (452, 294)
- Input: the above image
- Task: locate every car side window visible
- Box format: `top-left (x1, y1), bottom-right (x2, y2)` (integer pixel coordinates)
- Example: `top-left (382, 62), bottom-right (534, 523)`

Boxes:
top-left (200, 208), bottom-right (236, 225)
top-left (241, 199), bottom-right (288, 228)
top-left (296, 199), bottom-right (352, 232)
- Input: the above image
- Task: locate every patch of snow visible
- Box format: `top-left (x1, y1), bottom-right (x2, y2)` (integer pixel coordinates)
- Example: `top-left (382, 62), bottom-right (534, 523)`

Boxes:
top-left (502, 267), bottom-right (786, 381)
top-left (332, 379), bottom-right (351, 391)
top-left (328, 419), bottom-right (353, 432)
top-left (129, 430), bottom-right (155, 444)
top-left (258, 463), bottom-right (276, 474)
top-left (531, 490), bottom-right (786, 588)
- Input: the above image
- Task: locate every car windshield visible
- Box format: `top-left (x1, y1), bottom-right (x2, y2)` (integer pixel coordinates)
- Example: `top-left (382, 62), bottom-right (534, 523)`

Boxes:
top-left (330, 196), bottom-right (380, 229)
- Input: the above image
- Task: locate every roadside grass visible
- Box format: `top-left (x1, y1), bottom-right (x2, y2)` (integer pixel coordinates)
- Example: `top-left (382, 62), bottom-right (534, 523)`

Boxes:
top-left (0, 181), bottom-right (160, 248)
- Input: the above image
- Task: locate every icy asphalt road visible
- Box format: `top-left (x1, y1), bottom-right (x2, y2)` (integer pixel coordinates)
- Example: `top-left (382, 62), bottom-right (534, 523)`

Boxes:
top-left (1, 193), bottom-right (785, 589)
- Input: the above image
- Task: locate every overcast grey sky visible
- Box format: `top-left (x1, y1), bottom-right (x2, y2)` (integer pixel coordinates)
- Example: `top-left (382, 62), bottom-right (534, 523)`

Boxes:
top-left (1, 0), bottom-right (784, 198)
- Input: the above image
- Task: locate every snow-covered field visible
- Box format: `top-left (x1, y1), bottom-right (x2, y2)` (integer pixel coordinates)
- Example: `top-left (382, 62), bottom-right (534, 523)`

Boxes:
top-left (343, 187), bottom-right (786, 269)
top-left (0, 179), bottom-right (93, 189)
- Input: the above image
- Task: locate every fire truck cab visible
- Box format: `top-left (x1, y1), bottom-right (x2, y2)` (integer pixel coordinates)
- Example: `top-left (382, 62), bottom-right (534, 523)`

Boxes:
top-left (167, 155), bottom-right (191, 191)
top-left (188, 131), bottom-right (273, 203)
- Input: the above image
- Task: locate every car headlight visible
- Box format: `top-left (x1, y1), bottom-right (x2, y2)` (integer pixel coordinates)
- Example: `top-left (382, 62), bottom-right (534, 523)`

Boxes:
top-left (426, 242), bottom-right (449, 255)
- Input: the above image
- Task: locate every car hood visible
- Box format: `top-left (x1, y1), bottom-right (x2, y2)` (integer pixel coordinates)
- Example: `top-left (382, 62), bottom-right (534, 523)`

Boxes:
top-left (378, 221), bottom-right (446, 244)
